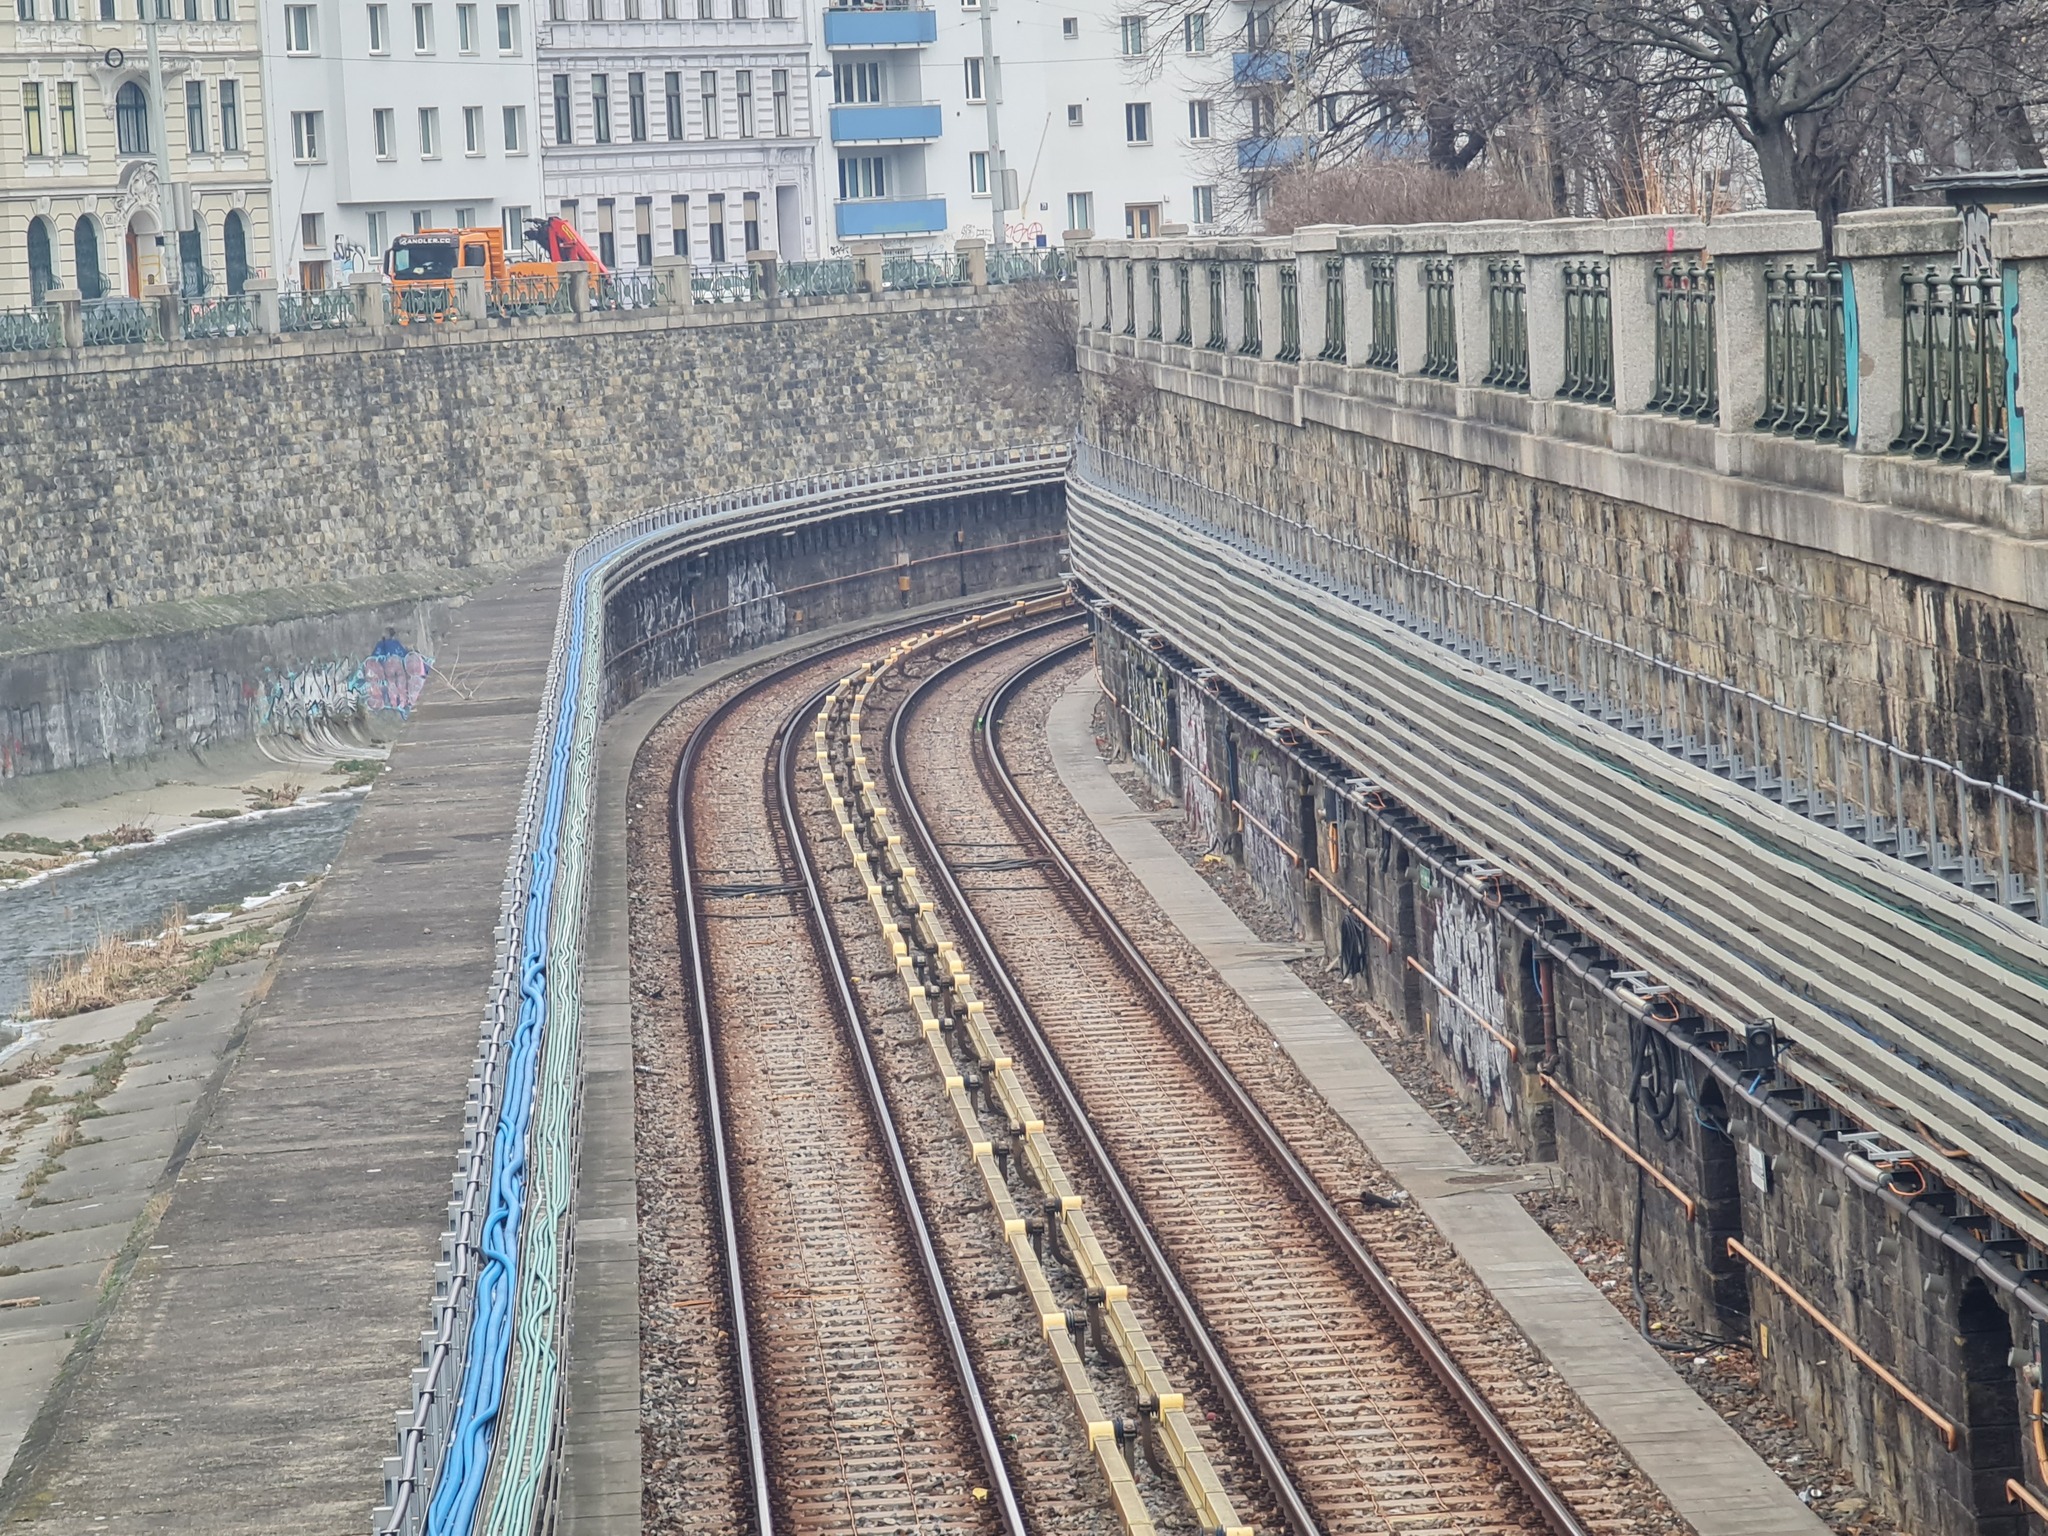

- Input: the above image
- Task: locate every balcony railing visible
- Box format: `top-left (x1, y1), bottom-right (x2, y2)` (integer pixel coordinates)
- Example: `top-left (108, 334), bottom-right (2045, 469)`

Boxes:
top-left (829, 102), bottom-right (942, 143)
top-left (833, 195), bottom-right (947, 239)
top-left (822, 2), bottom-right (934, 46)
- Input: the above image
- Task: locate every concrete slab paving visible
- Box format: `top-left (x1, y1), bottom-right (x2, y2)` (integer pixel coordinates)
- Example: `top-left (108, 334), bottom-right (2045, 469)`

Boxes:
top-left (1043, 680), bottom-right (1830, 1536)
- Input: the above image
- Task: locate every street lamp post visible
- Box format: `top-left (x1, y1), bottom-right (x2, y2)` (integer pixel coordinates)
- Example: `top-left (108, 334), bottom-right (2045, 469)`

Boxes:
top-left (976, 0), bottom-right (1004, 253)
top-left (143, 0), bottom-right (178, 288)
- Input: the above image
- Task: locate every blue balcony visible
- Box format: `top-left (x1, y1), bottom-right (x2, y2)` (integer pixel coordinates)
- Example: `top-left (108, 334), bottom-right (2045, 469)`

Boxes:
top-left (823, 5), bottom-right (936, 47)
top-left (830, 102), bottom-right (942, 143)
top-left (1237, 135), bottom-right (1309, 170)
top-left (835, 196), bottom-right (948, 238)
top-left (1233, 49), bottom-right (1306, 85)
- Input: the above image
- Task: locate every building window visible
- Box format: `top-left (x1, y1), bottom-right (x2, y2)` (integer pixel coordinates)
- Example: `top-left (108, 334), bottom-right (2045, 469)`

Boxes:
top-left (622, 71), bottom-right (645, 140)
top-left (500, 104), bottom-right (523, 150)
top-left (771, 68), bottom-right (788, 135)
top-left (1310, 4), bottom-right (1335, 42)
top-left (14, 0), bottom-right (32, 19)
top-left (1066, 102), bottom-right (1081, 125)
top-left (455, 0), bottom-right (475, 46)
top-left (670, 193), bottom-right (687, 255)
top-left (1249, 92), bottom-right (1276, 134)
top-left (21, 84), bottom-right (44, 158)
top-left (301, 211), bottom-right (324, 249)
top-left (412, 2), bottom-right (432, 50)
top-left (734, 68), bottom-right (752, 135)
top-left (597, 197), bottom-right (616, 268)
top-left (99, 0), bottom-right (116, 19)
top-left (1314, 92), bottom-right (1339, 132)
top-left (837, 153), bottom-right (884, 199)
top-left (290, 107), bottom-right (322, 160)
top-left (1183, 12), bottom-right (1204, 50)
top-left (729, 0), bottom-right (742, 15)
top-left (1123, 101), bottom-right (1150, 142)
top-left (1187, 98), bottom-right (1210, 139)
top-left (219, 78), bottom-right (241, 150)
top-left (118, 82), bottom-right (151, 153)
top-left (463, 104), bottom-right (483, 152)
top-left (591, 73), bottom-right (610, 142)
top-left (73, 216), bottom-right (104, 299)
top-left (634, 196), bottom-right (652, 265)
top-left (418, 104), bottom-right (438, 155)
top-left (552, 72), bottom-right (571, 142)
top-left (968, 149), bottom-right (987, 195)
top-left (700, 70), bottom-right (718, 138)
top-left (179, 78), bottom-right (207, 153)
top-left (834, 60), bottom-right (879, 103)
top-left (1065, 190), bottom-right (1091, 232)
top-left (743, 191), bottom-right (759, 251)
top-left (963, 55), bottom-right (983, 102)
top-left (1190, 183), bottom-right (1214, 223)
top-left (1245, 7), bottom-right (1271, 47)
top-left (1060, 14), bottom-right (1075, 36)
top-left (372, 105), bottom-right (395, 155)
top-left (284, 2), bottom-right (315, 50)
top-left (1118, 13), bottom-right (1142, 51)
top-left (367, 209), bottom-right (388, 256)
top-left (455, 204), bottom-right (475, 227)
top-left (706, 192), bottom-right (724, 261)
top-left (501, 204), bottom-right (526, 247)
top-left (695, 0), bottom-right (708, 18)
top-left (664, 71), bottom-right (682, 138)
top-left (56, 81), bottom-right (77, 155)
top-left (660, 0), bottom-right (673, 16)
top-left (495, 2), bottom-right (517, 46)
top-left (367, 3), bottom-right (388, 50)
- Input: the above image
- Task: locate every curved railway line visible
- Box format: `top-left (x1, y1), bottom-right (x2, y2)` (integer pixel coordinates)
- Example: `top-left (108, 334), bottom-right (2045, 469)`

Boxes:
top-left (660, 601), bottom-right (1664, 1536)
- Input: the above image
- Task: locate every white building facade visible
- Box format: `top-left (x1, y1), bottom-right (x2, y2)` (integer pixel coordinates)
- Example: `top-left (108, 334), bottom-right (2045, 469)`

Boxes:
top-left (535, 0), bottom-right (820, 270)
top-left (816, 0), bottom-right (1238, 253)
top-left (259, 0), bottom-right (541, 288)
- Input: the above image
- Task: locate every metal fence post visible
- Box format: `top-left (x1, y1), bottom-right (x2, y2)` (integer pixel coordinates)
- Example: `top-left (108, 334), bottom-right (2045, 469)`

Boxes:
top-left (1834, 208), bottom-right (1963, 464)
top-left (1705, 210), bottom-right (1825, 446)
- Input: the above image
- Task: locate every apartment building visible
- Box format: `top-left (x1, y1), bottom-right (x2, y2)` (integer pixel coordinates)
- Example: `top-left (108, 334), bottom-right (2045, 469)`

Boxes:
top-left (536, 0), bottom-right (819, 269)
top-left (2, 0), bottom-right (275, 306)
top-left (260, 0), bottom-right (541, 288)
top-left (818, 0), bottom-right (1235, 252)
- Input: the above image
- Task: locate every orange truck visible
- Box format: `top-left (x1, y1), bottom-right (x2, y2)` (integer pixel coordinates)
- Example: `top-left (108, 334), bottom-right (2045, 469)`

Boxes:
top-left (383, 218), bottom-right (606, 322)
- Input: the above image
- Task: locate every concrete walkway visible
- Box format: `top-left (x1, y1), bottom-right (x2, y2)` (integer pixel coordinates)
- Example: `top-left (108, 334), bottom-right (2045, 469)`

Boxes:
top-left (1045, 680), bottom-right (1829, 1536)
top-left (0, 565), bottom-right (562, 1534)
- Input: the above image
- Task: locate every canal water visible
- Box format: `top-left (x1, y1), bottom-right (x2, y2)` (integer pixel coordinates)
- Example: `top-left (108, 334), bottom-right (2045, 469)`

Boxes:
top-left (0, 794), bottom-right (362, 1018)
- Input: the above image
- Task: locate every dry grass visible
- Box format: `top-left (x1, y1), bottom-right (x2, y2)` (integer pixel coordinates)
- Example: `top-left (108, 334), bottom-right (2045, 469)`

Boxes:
top-left (78, 823), bottom-right (155, 852)
top-left (1261, 159), bottom-right (1555, 233)
top-left (244, 783), bottom-right (304, 810)
top-left (26, 913), bottom-right (191, 1020)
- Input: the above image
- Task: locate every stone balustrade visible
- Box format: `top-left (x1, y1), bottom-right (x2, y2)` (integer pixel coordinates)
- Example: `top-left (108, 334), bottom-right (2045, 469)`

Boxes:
top-left (1075, 211), bottom-right (2047, 539)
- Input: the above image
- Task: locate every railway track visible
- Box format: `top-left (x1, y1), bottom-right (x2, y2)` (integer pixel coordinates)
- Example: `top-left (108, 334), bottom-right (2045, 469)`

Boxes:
top-left (671, 636), bottom-right (1021, 1536)
top-left (877, 630), bottom-right (1601, 1536)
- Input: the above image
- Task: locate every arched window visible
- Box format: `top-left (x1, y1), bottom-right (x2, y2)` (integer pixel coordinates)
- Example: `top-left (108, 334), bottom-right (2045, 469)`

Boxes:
top-left (26, 217), bottom-right (55, 304)
top-left (115, 82), bottom-right (150, 155)
top-left (223, 209), bottom-right (249, 294)
top-left (72, 217), bottom-right (104, 300)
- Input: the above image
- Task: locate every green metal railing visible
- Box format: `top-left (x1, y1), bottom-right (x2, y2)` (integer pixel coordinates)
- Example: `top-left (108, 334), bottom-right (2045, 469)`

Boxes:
top-left (1484, 258), bottom-right (1528, 390)
top-left (81, 296), bottom-right (159, 346)
top-left (1420, 257), bottom-right (1457, 379)
top-left (281, 287), bottom-right (360, 331)
top-left (1367, 256), bottom-right (1396, 368)
top-left (1205, 264), bottom-right (1225, 350)
top-left (1649, 260), bottom-right (1717, 419)
top-left (987, 247), bottom-right (1070, 284)
top-left (1895, 267), bottom-right (2007, 466)
top-left (693, 263), bottom-right (762, 303)
top-left (0, 304), bottom-right (57, 352)
top-left (884, 253), bottom-right (966, 290)
top-left (1560, 260), bottom-right (1613, 402)
top-left (1175, 262), bottom-right (1193, 344)
top-left (780, 258), bottom-right (857, 297)
top-left (487, 273), bottom-right (573, 319)
top-left (1239, 263), bottom-right (1261, 355)
top-left (1320, 256), bottom-right (1345, 362)
top-left (1100, 260), bottom-right (1114, 329)
top-left (1759, 262), bottom-right (1849, 440)
top-left (1123, 262), bottom-right (1137, 336)
top-left (1147, 262), bottom-right (1163, 340)
top-left (182, 293), bottom-right (257, 339)
top-left (592, 270), bottom-right (661, 310)
top-left (1276, 263), bottom-right (1300, 361)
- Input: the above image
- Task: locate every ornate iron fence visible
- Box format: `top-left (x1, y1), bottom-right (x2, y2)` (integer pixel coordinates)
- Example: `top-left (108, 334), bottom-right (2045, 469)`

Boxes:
top-left (279, 287), bottom-right (360, 332)
top-left (692, 263), bottom-right (762, 304)
top-left (182, 293), bottom-right (258, 339)
top-left (1205, 264), bottom-right (1225, 350)
top-left (0, 305), bottom-right (57, 353)
top-left (1895, 267), bottom-right (2008, 467)
top-left (1175, 262), bottom-right (1193, 345)
top-left (1420, 257), bottom-right (1457, 378)
top-left (80, 297), bottom-right (159, 347)
top-left (1758, 262), bottom-right (1850, 440)
top-left (592, 270), bottom-right (660, 311)
top-left (885, 253), bottom-right (965, 291)
top-left (388, 283), bottom-right (460, 326)
top-left (986, 246), bottom-right (1069, 284)
top-left (1238, 262), bottom-right (1261, 355)
top-left (1319, 256), bottom-right (1345, 362)
top-left (1276, 263), bottom-right (1300, 361)
top-left (1560, 260), bottom-right (1614, 403)
top-left (1367, 256), bottom-right (1396, 369)
top-left (1483, 257), bottom-right (1528, 390)
top-left (487, 273), bottom-right (572, 319)
top-left (1649, 260), bottom-right (1717, 419)
top-left (1146, 261), bottom-right (1162, 341)
top-left (1123, 261), bottom-right (1137, 336)
top-left (779, 258), bottom-right (857, 297)
top-left (1100, 259), bottom-right (1114, 329)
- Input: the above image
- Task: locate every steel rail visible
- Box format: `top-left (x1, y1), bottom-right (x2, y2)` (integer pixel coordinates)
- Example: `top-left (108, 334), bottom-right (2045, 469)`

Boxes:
top-left (1065, 481), bottom-right (2048, 1248)
top-left (966, 637), bottom-right (1594, 1536)
top-left (773, 673), bottom-right (1030, 1536)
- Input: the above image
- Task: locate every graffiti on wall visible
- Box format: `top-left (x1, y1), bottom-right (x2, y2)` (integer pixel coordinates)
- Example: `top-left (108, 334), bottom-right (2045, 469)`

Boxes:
top-left (726, 560), bottom-right (787, 651)
top-left (1238, 749), bottom-right (1299, 919)
top-left (1429, 882), bottom-right (1515, 1110)
top-left (258, 629), bottom-right (433, 738)
top-left (1177, 681), bottom-right (1226, 851)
